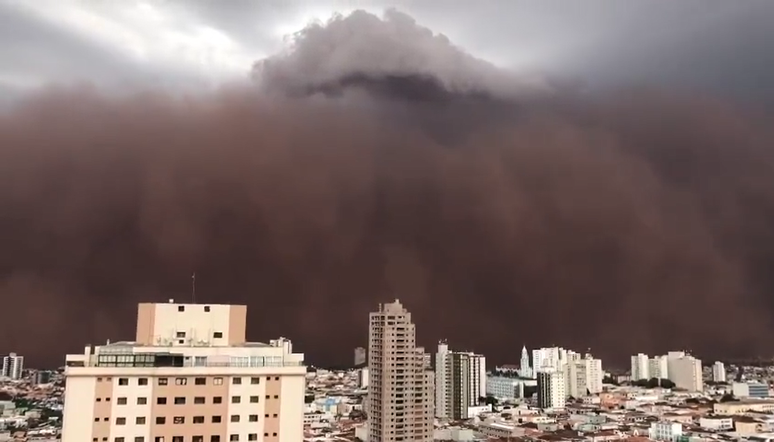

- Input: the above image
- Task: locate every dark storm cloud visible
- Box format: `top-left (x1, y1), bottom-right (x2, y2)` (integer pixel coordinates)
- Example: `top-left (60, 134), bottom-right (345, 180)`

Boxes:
top-left (3, 8), bottom-right (774, 369)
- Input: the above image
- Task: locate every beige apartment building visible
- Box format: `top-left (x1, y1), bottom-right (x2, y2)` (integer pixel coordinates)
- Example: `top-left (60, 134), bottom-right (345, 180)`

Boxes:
top-left (367, 299), bottom-right (433, 442)
top-left (61, 300), bottom-right (306, 442)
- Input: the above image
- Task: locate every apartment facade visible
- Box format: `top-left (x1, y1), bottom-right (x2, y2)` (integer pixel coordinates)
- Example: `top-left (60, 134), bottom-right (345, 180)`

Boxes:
top-left (630, 353), bottom-right (649, 381)
top-left (434, 342), bottom-right (486, 420)
top-left (61, 301), bottom-right (306, 442)
top-left (367, 299), bottom-right (433, 442)
top-left (1, 353), bottom-right (24, 380)
top-left (712, 361), bottom-right (726, 383)
top-left (537, 369), bottom-right (565, 410)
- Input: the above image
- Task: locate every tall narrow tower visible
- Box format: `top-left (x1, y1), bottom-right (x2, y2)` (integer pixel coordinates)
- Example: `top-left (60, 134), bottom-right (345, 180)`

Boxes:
top-left (367, 299), bottom-right (433, 442)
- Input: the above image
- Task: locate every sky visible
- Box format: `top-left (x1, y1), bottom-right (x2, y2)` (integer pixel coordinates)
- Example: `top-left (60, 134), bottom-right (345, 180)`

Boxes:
top-left (2, 0), bottom-right (774, 369)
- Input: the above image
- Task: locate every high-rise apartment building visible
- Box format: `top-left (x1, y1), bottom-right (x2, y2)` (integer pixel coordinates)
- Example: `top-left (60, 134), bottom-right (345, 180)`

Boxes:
top-left (630, 353), bottom-right (650, 381)
top-left (668, 354), bottom-right (703, 392)
top-left (1, 353), bottom-right (24, 380)
top-left (434, 342), bottom-right (486, 420)
top-left (713, 361), bottom-right (726, 383)
top-left (61, 300), bottom-right (306, 442)
top-left (536, 369), bottom-right (565, 410)
top-left (367, 299), bottom-right (433, 442)
top-left (533, 347), bottom-right (567, 373)
top-left (354, 347), bottom-right (367, 367)
top-left (565, 354), bottom-right (603, 397)
top-left (649, 355), bottom-right (669, 379)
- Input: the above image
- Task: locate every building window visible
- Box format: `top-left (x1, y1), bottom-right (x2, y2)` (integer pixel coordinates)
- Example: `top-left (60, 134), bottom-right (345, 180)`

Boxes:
top-left (104, 417), bottom-right (109, 421)
top-left (105, 397), bottom-right (111, 402)
top-left (249, 396), bottom-right (259, 403)
top-left (94, 418), bottom-right (99, 422)
top-left (194, 396), bottom-right (205, 404)
top-left (138, 378), bottom-right (148, 386)
top-left (193, 437), bottom-right (204, 442)
top-left (136, 417), bottom-right (146, 425)
top-left (117, 397), bottom-right (127, 405)
top-left (173, 438), bottom-right (183, 442)
top-left (155, 417), bottom-right (166, 425)
top-left (213, 377), bottom-right (223, 385)
top-left (195, 377), bottom-right (206, 385)
top-left (250, 377), bottom-right (260, 385)
top-left (178, 306), bottom-right (185, 312)
top-left (232, 377), bottom-right (242, 385)
top-left (213, 332), bottom-right (223, 339)
top-left (211, 437), bottom-right (220, 442)
top-left (229, 436), bottom-right (239, 442)
top-left (230, 415), bottom-right (240, 423)
top-left (248, 415), bottom-right (258, 422)
top-left (213, 396), bottom-right (222, 404)
top-left (273, 395), bottom-right (278, 399)
top-left (154, 438), bottom-right (165, 442)
top-left (97, 377), bottom-right (102, 381)
top-left (116, 417), bottom-right (126, 425)
top-left (157, 397), bottom-right (167, 405)
top-left (134, 438), bottom-right (145, 442)
top-left (231, 396), bottom-right (241, 404)
top-left (272, 434), bottom-right (276, 437)
top-left (212, 416), bottom-right (222, 423)
top-left (272, 414), bottom-right (277, 418)
top-left (265, 395), bottom-right (270, 399)
top-left (137, 397), bottom-right (147, 405)
top-left (174, 397), bottom-right (186, 405)
top-left (175, 377), bottom-right (187, 385)
top-left (115, 438), bottom-right (125, 442)
top-left (173, 416), bottom-right (185, 424)
top-left (158, 378), bottom-right (168, 386)
top-left (264, 414), bottom-right (269, 418)
top-left (118, 378), bottom-right (129, 386)
top-left (248, 435), bottom-right (257, 441)
top-left (274, 377), bottom-right (279, 381)
top-left (193, 416), bottom-right (205, 424)
top-left (176, 331), bottom-right (186, 338)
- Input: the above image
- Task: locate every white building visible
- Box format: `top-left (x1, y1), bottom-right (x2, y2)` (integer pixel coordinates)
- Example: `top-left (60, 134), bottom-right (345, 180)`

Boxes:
top-left (630, 353), bottom-right (650, 381)
top-left (699, 416), bottom-right (733, 431)
top-left (649, 421), bottom-right (683, 441)
top-left (435, 342), bottom-right (486, 419)
top-left (649, 355), bottom-right (669, 379)
top-left (519, 346), bottom-right (532, 379)
top-left (486, 375), bottom-right (537, 401)
top-left (61, 300), bottom-right (306, 442)
top-left (537, 369), bottom-right (565, 409)
top-left (712, 361), bottom-right (726, 383)
top-left (564, 354), bottom-right (603, 398)
top-left (668, 354), bottom-right (703, 392)
top-left (533, 347), bottom-right (568, 373)
top-left (1, 353), bottom-right (23, 380)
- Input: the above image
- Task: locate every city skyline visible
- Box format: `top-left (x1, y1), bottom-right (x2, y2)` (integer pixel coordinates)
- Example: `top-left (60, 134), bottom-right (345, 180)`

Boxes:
top-left (4, 2), bottom-right (774, 371)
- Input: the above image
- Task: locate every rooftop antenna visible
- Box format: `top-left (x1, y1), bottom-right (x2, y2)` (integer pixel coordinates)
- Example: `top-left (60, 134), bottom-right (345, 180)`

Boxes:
top-left (192, 272), bottom-right (196, 304)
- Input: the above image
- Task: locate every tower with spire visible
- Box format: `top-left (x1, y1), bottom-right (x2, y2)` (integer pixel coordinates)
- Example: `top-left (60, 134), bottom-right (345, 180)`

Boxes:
top-left (519, 345), bottom-right (533, 378)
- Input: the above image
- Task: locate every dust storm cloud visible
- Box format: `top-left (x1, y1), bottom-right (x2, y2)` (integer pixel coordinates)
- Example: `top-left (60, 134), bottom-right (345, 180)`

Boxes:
top-left (2, 10), bottom-right (774, 368)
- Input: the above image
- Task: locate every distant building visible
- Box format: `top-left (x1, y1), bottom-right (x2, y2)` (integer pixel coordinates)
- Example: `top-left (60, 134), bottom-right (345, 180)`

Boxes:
top-left (649, 355), bottom-right (669, 379)
top-left (357, 367), bottom-right (369, 388)
top-left (486, 375), bottom-right (536, 400)
top-left (519, 346), bottom-right (533, 378)
top-left (61, 300), bottom-right (306, 442)
top-left (649, 421), bottom-right (683, 441)
top-left (566, 354), bottom-right (603, 397)
top-left (713, 361), bottom-right (726, 383)
top-left (1, 353), bottom-right (23, 380)
top-left (533, 347), bottom-right (567, 373)
top-left (435, 342), bottom-right (486, 419)
top-left (667, 353), bottom-right (703, 392)
top-left (34, 370), bottom-right (53, 385)
top-left (354, 347), bottom-right (366, 367)
top-left (537, 369), bottom-right (565, 409)
top-left (630, 353), bottom-right (650, 381)
top-left (733, 382), bottom-right (770, 398)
